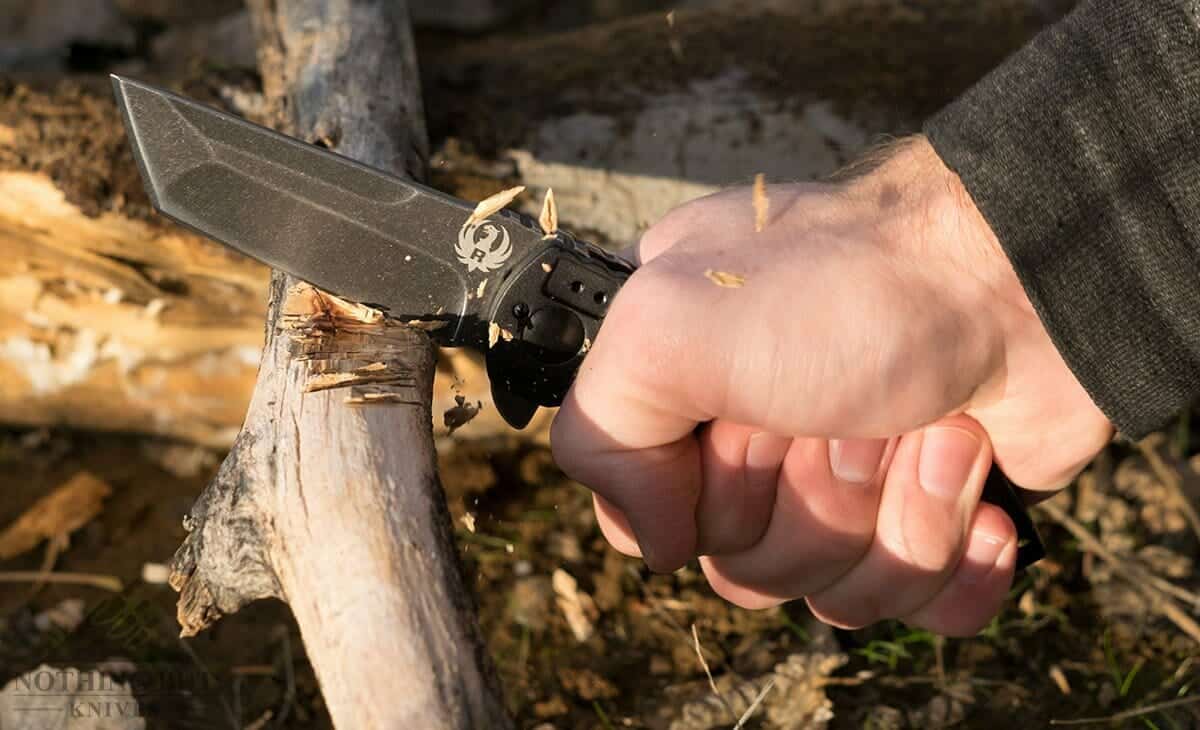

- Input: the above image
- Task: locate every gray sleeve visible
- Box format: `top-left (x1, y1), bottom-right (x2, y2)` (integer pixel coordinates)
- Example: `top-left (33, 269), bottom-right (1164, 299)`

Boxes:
top-left (924, 0), bottom-right (1200, 438)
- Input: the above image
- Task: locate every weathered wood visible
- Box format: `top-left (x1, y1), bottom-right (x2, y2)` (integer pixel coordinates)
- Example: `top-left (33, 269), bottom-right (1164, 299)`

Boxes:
top-left (166, 2), bottom-right (511, 728)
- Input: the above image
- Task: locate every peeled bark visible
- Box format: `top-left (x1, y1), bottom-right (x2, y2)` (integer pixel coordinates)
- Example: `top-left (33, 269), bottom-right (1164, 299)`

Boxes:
top-left (165, 2), bottom-right (511, 728)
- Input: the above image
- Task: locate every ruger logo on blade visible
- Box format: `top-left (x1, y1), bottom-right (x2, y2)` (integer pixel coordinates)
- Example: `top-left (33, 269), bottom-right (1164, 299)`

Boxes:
top-left (456, 219), bottom-right (513, 273)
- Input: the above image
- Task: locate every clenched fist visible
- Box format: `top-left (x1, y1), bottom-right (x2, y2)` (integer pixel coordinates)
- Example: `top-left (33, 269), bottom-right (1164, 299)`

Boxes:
top-left (551, 137), bottom-right (1113, 636)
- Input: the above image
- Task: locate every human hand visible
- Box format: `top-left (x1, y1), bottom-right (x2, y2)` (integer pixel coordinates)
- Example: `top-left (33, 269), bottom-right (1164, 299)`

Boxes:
top-left (550, 137), bottom-right (1114, 635)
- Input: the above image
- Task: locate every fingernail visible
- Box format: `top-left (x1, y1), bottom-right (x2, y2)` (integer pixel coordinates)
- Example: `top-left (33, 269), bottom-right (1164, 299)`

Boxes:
top-left (829, 438), bottom-right (888, 484)
top-left (746, 432), bottom-right (791, 472)
top-left (918, 427), bottom-right (981, 499)
top-left (959, 525), bottom-right (1009, 585)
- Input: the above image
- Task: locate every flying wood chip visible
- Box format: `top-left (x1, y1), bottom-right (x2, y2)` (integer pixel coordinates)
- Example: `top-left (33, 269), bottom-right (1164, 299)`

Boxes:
top-left (539, 187), bottom-right (558, 237)
top-left (466, 185), bottom-right (526, 226)
top-left (753, 173), bottom-right (769, 233)
top-left (705, 269), bottom-right (746, 288)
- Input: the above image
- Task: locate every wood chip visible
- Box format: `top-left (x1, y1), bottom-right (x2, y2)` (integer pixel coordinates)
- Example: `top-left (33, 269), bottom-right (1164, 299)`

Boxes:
top-left (1049, 664), bottom-right (1071, 695)
top-left (460, 513), bottom-right (476, 533)
top-left (343, 392), bottom-right (419, 405)
top-left (705, 269), bottom-right (746, 288)
top-left (405, 319), bottom-right (448, 332)
top-left (0, 472), bottom-right (111, 560)
top-left (476, 279), bottom-right (488, 298)
top-left (552, 568), bottom-right (596, 642)
top-left (753, 172), bottom-right (769, 232)
top-left (142, 562), bottom-right (171, 584)
top-left (539, 187), bottom-right (558, 236)
top-left (467, 185), bottom-right (526, 226)
top-left (488, 321), bottom-right (500, 348)
top-left (541, 262), bottom-right (553, 273)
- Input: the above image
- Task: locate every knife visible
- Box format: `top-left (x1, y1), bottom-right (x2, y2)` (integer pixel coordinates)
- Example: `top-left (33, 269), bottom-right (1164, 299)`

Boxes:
top-left (111, 75), bottom-right (1046, 570)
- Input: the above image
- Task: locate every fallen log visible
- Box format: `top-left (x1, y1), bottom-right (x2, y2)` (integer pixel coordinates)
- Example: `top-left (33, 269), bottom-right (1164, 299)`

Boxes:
top-left (166, 1), bottom-right (511, 728)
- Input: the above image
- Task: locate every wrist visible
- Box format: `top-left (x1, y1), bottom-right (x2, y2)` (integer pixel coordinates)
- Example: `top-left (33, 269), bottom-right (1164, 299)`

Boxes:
top-left (853, 136), bottom-right (1022, 404)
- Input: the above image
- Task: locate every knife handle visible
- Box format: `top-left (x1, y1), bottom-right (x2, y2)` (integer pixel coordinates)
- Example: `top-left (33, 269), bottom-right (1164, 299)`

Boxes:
top-left (484, 231), bottom-right (1044, 570)
top-left (484, 230), bottom-right (634, 428)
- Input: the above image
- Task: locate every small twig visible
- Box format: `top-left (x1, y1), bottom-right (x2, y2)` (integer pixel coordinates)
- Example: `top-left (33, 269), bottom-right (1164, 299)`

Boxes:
top-left (1043, 501), bottom-right (1200, 608)
top-left (732, 677), bottom-right (775, 730)
top-left (1050, 695), bottom-right (1200, 726)
top-left (1038, 501), bottom-right (1200, 643)
top-left (1137, 437), bottom-right (1200, 545)
top-left (0, 570), bottom-right (122, 592)
top-left (691, 623), bottom-right (738, 723)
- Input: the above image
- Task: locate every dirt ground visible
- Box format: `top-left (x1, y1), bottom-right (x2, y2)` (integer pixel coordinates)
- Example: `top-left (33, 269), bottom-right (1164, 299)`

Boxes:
top-left (2, 421), bottom-right (1200, 729)
top-left (2, 1), bottom-right (1200, 729)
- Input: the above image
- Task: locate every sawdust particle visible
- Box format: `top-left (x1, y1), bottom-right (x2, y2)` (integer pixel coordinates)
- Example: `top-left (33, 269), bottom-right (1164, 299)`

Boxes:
top-left (541, 262), bottom-right (553, 273)
top-left (467, 185), bottom-right (526, 226)
top-left (476, 279), bottom-right (488, 298)
top-left (488, 321), bottom-right (500, 348)
top-left (753, 173), bottom-right (769, 232)
top-left (581, 337), bottom-right (591, 353)
top-left (461, 513), bottom-right (476, 533)
top-left (539, 188), bottom-right (558, 237)
top-left (705, 269), bottom-right (746, 288)
top-left (501, 327), bottom-right (515, 342)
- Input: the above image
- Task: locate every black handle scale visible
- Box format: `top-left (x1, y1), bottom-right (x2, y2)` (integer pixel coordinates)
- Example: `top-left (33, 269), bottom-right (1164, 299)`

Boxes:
top-left (482, 228), bottom-right (1045, 571)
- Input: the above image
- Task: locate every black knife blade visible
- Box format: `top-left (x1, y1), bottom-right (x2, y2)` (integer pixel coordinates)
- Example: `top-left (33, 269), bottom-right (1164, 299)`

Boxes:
top-left (111, 75), bottom-right (1045, 570)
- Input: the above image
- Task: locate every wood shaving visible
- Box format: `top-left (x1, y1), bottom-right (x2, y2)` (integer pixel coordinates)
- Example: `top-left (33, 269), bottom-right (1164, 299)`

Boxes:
top-left (581, 337), bottom-right (592, 353)
top-left (488, 321), bottom-right (500, 348)
top-left (405, 319), bottom-right (448, 332)
top-left (541, 262), bottom-right (553, 273)
top-left (144, 298), bottom-right (167, 319)
top-left (705, 269), bottom-right (746, 288)
top-left (344, 392), bottom-right (420, 405)
top-left (142, 562), bottom-right (171, 584)
top-left (553, 568), bottom-right (597, 643)
top-left (753, 172), bottom-right (769, 232)
top-left (0, 472), bottom-right (111, 560)
top-left (539, 187), bottom-right (558, 236)
top-left (1049, 664), bottom-right (1071, 695)
top-left (467, 185), bottom-right (526, 226)
top-left (501, 327), bottom-right (515, 342)
top-left (460, 513), bottom-right (476, 533)
top-left (476, 279), bottom-right (488, 298)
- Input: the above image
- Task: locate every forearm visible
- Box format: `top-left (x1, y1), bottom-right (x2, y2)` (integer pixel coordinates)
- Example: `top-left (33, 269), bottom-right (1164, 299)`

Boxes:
top-left (926, 0), bottom-right (1200, 438)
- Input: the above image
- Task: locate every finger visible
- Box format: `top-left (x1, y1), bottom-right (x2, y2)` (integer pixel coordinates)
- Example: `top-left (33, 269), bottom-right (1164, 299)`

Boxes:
top-left (805, 415), bottom-right (992, 628)
top-left (552, 406), bottom-right (701, 571)
top-left (593, 494), bottom-right (642, 558)
top-left (699, 436), bottom-right (891, 609)
top-left (694, 421), bottom-right (790, 555)
top-left (902, 503), bottom-right (1018, 636)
